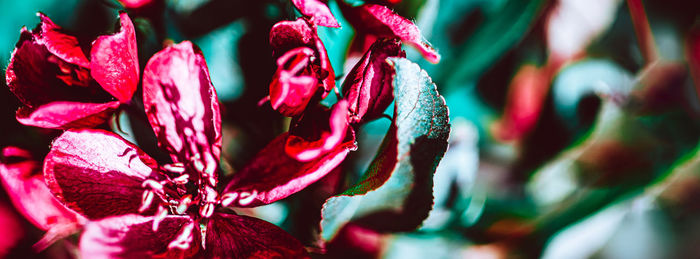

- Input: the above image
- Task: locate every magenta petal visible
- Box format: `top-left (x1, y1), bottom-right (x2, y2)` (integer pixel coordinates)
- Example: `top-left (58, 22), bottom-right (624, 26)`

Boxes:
top-left (0, 147), bottom-right (84, 231)
top-left (35, 13), bottom-right (90, 68)
top-left (205, 213), bottom-right (309, 258)
top-left (16, 101), bottom-right (120, 129)
top-left (343, 4), bottom-right (440, 63)
top-left (90, 12), bottom-right (139, 103)
top-left (223, 131), bottom-right (355, 207)
top-left (270, 47), bottom-right (319, 117)
top-left (142, 41), bottom-right (222, 170)
top-left (292, 0), bottom-right (340, 28)
top-left (286, 100), bottom-right (351, 161)
top-left (270, 19), bottom-right (335, 96)
top-left (0, 203), bottom-right (24, 258)
top-left (44, 129), bottom-right (160, 219)
top-left (342, 38), bottom-right (405, 123)
top-left (80, 214), bottom-right (198, 259)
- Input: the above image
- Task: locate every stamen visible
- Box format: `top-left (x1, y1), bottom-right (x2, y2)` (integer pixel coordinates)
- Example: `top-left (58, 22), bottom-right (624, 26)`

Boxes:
top-left (152, 206), bottom-right (169, 231)
top-left (176, 195), bottom-right (192, 215)
top-left (219, 192), bottom-right (238, 207)
top-left (142, 179), bottom-right (164, 193)
top-left (168, 222), bottom-right (195, 250)
top-left (162, 163), bottom-right (186, 174)
top-left (192, 157), bottom-right (205, 173)
top-left (139, 190), bottom-right (154, 213)
top-left (172, 174), bottom-right (189, 185)
top-left (200, 202), bottom-right (215, 218)
top-left (207, 175), bottom-right (217, 188)
top-left (238, 190), bottom-right (258, 206)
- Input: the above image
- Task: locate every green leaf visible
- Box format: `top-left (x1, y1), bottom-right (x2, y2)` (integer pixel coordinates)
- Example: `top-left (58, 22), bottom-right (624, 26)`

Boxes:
top-left (320, 58), bottom-right (450, 241)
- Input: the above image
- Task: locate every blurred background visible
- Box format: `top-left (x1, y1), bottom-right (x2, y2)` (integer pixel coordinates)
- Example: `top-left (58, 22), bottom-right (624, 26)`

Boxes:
top-left (0, 0), bottom-right (699, 258)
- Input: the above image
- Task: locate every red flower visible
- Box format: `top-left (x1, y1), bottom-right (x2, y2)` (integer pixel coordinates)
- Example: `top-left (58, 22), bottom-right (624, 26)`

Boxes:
top-left (5, 12), bottom-right (138, 129)
top-left (42, 42), bottom-right (309, 258)
top-left (267, 18), bottom-right (335, 117)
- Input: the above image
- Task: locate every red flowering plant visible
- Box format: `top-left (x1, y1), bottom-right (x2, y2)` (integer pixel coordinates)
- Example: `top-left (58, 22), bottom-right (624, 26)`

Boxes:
top-left (0, 1), bottom-right (452, 257)
top-left (38, 41), bottom-right (311, 258)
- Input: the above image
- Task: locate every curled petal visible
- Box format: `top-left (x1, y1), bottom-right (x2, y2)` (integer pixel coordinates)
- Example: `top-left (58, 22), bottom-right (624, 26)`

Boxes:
top-left (292, 0), bottom-right (340, 28)
top-left (35, 13), bottom-right (90, 68)
top-left (286, 100), bottom-right (351, 161)
top-left (224, 131), bottom-right (356, 207)
top-left (270, 47), bottom-right (319, 117)
top-left (16, 101), bottom-right (120, 129)
top-left (142, 41), bottom-right (222, 172)
top-left (205, 213), bottom-right (309, 258)
top-left (44, 129), bottom-right (160, 219)
top-left (270, 19), bottom-right (335, 95)
top-left (90, 12), bottom-right (139, 103)
top-left (342, 38), bottom-right (405, 123)
top-left (80, 214), bottom-right (198, 259)
top-left (342, 4), bottom-right (440, 63)
top-left (0, 147), bottom-right (84, 231)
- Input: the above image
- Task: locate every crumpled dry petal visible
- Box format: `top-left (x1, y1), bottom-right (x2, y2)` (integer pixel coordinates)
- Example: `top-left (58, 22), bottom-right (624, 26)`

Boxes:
top-left (44, 129), bottom-right (160, 219)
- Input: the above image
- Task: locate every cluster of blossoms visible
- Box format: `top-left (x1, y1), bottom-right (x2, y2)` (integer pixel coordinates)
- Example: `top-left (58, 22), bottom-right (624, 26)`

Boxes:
top-left (1, 0), bottom-right (443, 257)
